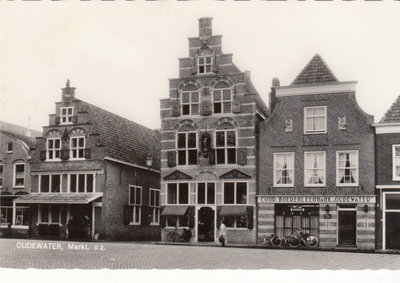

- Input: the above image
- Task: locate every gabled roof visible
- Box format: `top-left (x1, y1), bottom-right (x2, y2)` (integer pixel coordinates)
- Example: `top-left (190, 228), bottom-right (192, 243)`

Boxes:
top-left (291, 54), bottom-right (338, 85)
top-left (380, 95), bottom-right (400, 123)
top-left (0, 121), bottom-right (41, 149)
top-left (79, 100), bottom-right (160, 171)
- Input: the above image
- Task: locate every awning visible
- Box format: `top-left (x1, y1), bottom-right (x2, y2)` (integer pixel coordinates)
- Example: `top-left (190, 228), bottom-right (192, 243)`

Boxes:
top-left (13, 193), bottom-right (103, 204)
top-left (161, 206), bottom-right (189, 216)
top-left (219, 206), bottom-right (247, 216)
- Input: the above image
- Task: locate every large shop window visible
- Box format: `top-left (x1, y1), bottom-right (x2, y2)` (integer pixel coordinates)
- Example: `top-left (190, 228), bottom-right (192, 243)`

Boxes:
top-left (213, 83), bottom-right (232, 114)
top-left (223, 182), bottom-right (247, 204)
top-left (197, 183), bottom-right (215, 204)
top-left (0, 197), bottom-right (13, 225)
top-left (273, 153), bottom-right (294, 187)
top-left (167, 183), bottom-right (189, 204)
top-left (129, 186), bottom-right (142, 224)
top-left (177, 132), bottom-right (197, 165)
top-left (304, 106), bottom-right (327, 134)
top-left (304, 152), bottom-right (326, 186)
top-left (215, 130), bottom-right (236, 164)
top-left (60, 107), bottom-right (74, 124)
top-left (274, 204), bottom-right (320, 237)
top-left (69, 174), bottom-right (94, 193)
top-left (167, 215), bottom-right (189, 228)
top-left (149, 188), bottom-right (160, 225)
top-left (181, 90), bottom-right (199, 116)
top-left (393, 145), bottom-right (400, 181)
top-left (15, 205), bottom-right (29, 226)
top-left (222, 215), bottom-right (247, 228)
top-left (14, 163), bottom-right (25, 187)
top-left (336, 151), bottom-right (358, 186)
top-left (39, 204), bottom-right (61, 224)
top-left (40, 175), bottom-right (62, 193)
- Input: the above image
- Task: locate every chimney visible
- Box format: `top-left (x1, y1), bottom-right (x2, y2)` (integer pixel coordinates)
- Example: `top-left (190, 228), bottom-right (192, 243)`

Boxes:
top-left (270, 77), bottom-right (280, 112)
top-left (199, 17), bottom-right (213, 38)
top-left (272, 77), bottom-right (280, 87)
top-left (62, 79), bottom-right (76, 103)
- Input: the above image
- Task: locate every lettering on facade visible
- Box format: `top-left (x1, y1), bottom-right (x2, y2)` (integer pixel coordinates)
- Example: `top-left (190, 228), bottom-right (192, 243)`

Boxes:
top-left (257, 195), bottom-right (376, 204)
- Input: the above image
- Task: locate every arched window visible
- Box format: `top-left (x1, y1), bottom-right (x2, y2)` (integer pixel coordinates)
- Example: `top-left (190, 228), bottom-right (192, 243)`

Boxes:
top-left (46, 130), bottom-right (61, 161)
top-left (181, 84), bottom-right (199, 116)
top-left (212, 81), bottom-right (232, 114)
top-left (70, 128), bottom-right (86, 159)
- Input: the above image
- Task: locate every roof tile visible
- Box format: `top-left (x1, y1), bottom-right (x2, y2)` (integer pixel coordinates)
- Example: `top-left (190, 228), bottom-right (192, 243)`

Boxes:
top-left (291, 54), bottom-right (338, 85)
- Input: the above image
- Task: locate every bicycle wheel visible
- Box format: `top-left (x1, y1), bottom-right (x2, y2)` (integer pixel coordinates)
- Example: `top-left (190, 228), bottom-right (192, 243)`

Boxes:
top-left (257, 236), bottom-right (267, 245)
top-left (309, 236), bottom-right (319, 247)
top-left (167, 231), bottom-right (176, 242)
top-left (288, 236), bottom-right (299, 248)
top-left (270, 236), bottom-right (281, 247)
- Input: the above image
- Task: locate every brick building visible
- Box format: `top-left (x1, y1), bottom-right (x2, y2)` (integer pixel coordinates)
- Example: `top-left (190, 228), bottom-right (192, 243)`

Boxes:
top-left (14, 81), bottom-right (161, 241)
top-left (159, 18), bottom-right (268, 244)
top-left (0, 122), bottom-right (41, 237)
top-left (373, 96), bottom-right (400, 250)
top-left (257, 55), bottom-right (376, 250)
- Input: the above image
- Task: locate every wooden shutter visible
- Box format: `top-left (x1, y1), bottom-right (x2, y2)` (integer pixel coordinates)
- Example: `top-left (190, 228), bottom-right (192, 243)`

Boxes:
top-left (212, 64), bottom-right (219, 73)
top-left (171, 101), bottom-right (181, 117)
top-left (237, 148), bottom-right (247, 165)
top-left (216, 206), bottom-right (221, 229)
top-left (123, 205), bottom-right (131, 225)
top-left (160, 206), bottom-right (166, 228)
top-left (247, 206), bottom-right (254, 230)
top-left (72, 116), bottom-right (78, 123)
top-left (232, 98), bottom-right (241, 114)
top-left (55, 117), bottom-right (60, 125)
top-left (191, 66), bottom-right (197, 75)
top-left (60, 149), bottom-right (70, 160)
top-left (84, 148), bottom-right (91, 159)
top-left (208, 149), bottom-right (215, 165)
top-left (167, 151), bottom-right (176, 167)
top-left (141, 206), bottom-right (151, 226)
top-left (188, 206), bottom-right (195, 228)
top-left (40, 150), bottom-right (47, 161)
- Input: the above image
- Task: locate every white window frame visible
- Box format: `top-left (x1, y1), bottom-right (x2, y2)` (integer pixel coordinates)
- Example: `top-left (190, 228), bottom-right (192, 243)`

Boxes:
top-left (167, 183), bottom-right (190, 205)
top-left (39, 174), bottom-right (62, 193)
top-left (46, 137), bottom-right (61, 161)
top-left (336, 150), bottom-right (359, 187)
top-left (223, 182), bottom-right (248, 205)
top-left (273, 152), bottom-right (295, 187)
top-left (149, 188), bottom-right (160, 225)
top-left (0, 164), bottom-right (3, 188)
top-left (181, 90), bottom-right (199, 116)
top-left (14, 205), bottom-right (29, 226)
top-left (70, 136), bottom-right (86, 160)
top-left (392, 145), bottom-right (400, 181)
top-left (304, 151), bottom-right (326, 187)
top-left (38, 204), bottom-right (61, 224)
top-left (196, 182), bottom-right (216, 205)
top-left (7, 142), bottom-right (13, 153)
top-left (212, 87), bottom-right (232, 114)
top-left (68, 173), bottom-right (96, 193)
top-left (176, 132), bottom-right (197, 166)
top-left (215, 130), bottom-right (237, 165)
top-left (197, 55), bottom-right (213, 74)
top-left (129, 185), bottom-right (142, 225)
top-left (60, 107), bottom-right (74, 124)
top-left (304, 106), bottom-right (327, 134)
top-left (13, 162), bottom-right (25, 188)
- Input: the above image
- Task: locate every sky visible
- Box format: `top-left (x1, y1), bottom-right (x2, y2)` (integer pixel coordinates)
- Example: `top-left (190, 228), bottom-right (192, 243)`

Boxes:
top-left (1, 1), bottom-right (400, 132)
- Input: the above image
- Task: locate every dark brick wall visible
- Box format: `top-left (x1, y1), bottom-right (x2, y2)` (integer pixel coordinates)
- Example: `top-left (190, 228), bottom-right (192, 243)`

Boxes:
top-left (375, 133), bottom-right (400, 185)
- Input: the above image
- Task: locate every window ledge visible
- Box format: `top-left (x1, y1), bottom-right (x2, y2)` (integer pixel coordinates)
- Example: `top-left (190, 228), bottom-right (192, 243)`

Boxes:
top-left (273, 185), bottom-right (294, 188)
top-left (128, 222), bottom-right (141, 226)
top-left (0, 224), bottom-right (11, 228)
top-left (304, 185), bottom-right (326, 188)
top-left (46, 159), bottom-right (62, 162)
top-left (11, 225), bottom-right (29, 230)
top-left (226, 228), bottom-right (249, 230)
top-left (304, 132), bottom-right (327, 135)
top-left (150, 223), bottom-right (160, 226)
top-left (336, 184), bottom-right (359, 187)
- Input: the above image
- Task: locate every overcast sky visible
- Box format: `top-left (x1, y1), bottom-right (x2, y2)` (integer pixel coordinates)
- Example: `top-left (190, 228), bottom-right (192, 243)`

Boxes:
top-left (1, 1), bottom-right (400, 132)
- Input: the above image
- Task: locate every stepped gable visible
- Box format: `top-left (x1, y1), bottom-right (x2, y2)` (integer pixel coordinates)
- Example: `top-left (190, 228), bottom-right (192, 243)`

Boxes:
top-left (291, 54), bottom-right (338, 85)
top-left (79, 101), bottom-right (160, 170)
top-left (380, 95), bottom-right (400, 123)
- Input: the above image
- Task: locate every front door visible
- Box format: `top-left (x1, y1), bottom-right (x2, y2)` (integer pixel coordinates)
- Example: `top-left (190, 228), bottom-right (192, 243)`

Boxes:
top-left (338, 211), bottom-right (356, 246)
top-left (385, 212), bottom-right (400, 249)
top-left (197, 207), bottom-right (214, 242)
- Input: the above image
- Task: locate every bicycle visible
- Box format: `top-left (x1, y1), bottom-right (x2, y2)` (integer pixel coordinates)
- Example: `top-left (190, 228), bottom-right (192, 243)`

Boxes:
top-left (257, 234), bottom-right (274, 246)
top-left (167, 227), bottom-right (193, 242)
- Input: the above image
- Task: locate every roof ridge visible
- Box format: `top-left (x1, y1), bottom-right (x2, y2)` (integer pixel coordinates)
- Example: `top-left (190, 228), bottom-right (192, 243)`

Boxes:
top-left (380, 95), bottom-right (400, 123)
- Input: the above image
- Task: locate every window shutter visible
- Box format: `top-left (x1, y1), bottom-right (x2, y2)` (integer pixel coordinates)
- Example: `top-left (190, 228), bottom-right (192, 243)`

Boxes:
top-left (237, 148), bottom-right (247, 165)
top-left (232, 98), bottom-right (241, 113)
top-left (200, 100), bottom-right (212, 116)
top-left (141, 206), bottom-right (151, 226)
top-left (188, 206), bottom-right (195, 228)
top-left (212, 64), bottom-right (219, 73)
top-left (40, 150), bottom-right (47, 161)
top-left (208, 149), bottom-right (215, 165)
top-left (55, 117), bottom-right (60, 125)
top-left (160, 206), bottom-right (166, 228)
top-left (167, 151), bottom-right (176, 167)
top-left (84, 148), bottom-right (91, 159)
top-left (72, 116), bottom-right (78, 123)
top-left (61, 149), bottom-right (70, 160)
top-left (191, 66), bottom-right (198, 75)
top-left (171, 101), bottom-right (181, 117)
top-left (216, 206), bottom-right (221, 229)
top-left (123, 205), bottom-right (131, 225)
top-left (247, 206), bottom-right (254, 230)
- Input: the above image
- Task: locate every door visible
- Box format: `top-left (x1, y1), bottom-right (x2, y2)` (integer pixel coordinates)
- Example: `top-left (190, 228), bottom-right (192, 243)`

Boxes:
top-left (385, 212), bottom-right (400, 249)
top-left (338, 211), bottom-right (356, 246)
top-left (197, 207), bottom-right (214, 242)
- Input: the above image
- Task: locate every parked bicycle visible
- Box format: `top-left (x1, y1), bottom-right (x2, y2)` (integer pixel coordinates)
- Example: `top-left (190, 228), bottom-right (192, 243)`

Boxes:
top-left (257, 231), bottom-right (319, 248)
top-left (167, 227), bottom-right (193, 242)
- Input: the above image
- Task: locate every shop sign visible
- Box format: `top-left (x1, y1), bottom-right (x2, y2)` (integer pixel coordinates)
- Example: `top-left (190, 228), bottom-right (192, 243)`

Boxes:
top-left (323, 214), bottom-right (332, 219)
top-left (258, 195), bottom-right (376, 204)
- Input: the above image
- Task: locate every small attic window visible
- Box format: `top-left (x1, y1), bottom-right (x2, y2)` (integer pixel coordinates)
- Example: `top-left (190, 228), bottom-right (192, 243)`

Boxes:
top-left (60, 107), bottom-right (74, 124)
top-left (7, 142), bottom-right (13, 153)
top-left (197, 56), bottom-right (213, 74)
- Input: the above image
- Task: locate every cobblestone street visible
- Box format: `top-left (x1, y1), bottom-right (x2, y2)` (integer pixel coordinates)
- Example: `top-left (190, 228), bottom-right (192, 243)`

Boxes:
top-left (0, 238), bottom-right (399, 270)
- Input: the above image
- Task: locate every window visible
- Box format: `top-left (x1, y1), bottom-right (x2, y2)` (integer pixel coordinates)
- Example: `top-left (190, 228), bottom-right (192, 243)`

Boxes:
top-left (213, 85), bottom-right (232, 114)
top-left (167, 183), bottom-right (189, 204)
top-left (223, 182), bottom-right (247, 204)
top-left (197, 183), bottom-right (215, 204)
top-left (166, 215), bottom-right (189, 228)
top-left (69, 174), bottom-right (95, 193)
top-left (40, 175), bottom-right (62, 193)
top-left (149, 188), bottom-right (160, 225)
top-left (47, 138), bottom-right (61, 160)
top-left (0, 197), bottom-right (12, 225)
top-left (7, 142), bottom-right (13, 153)
top-left (0, 164), bottom-right (3, 187)
top-left (14, 163), bottom-right (25, 187)
top-left (222, 215), bottom-right (247, 228)
top-left (273, 153), bottom-right (294, 187)
top-left (70, 137), bottom-right (85, 159)
top-left (181, 91), bottom-right (199, 116)
top-left (60, 107), bottom-right (74, 124)
top-left (177, 132), bottom-right (197, 165)
top-left (336, 151), bottom-right (358, 186)
top-left (15, 205), bottom-right (29, 226)
top-left (129, 186), bottom-right (142, 224)
top-left (304, 152), bottom-right (326, 186)
top-left (393, 145), bottom-right (400, 180)
top-left (304, 106), bottom-right (327, 134)
top-left (215, 130), bottom-right (236, 164)
top-left (197, 56), bottom-right (213, 74)
top-left (39, 204), bottom-right (60, 224)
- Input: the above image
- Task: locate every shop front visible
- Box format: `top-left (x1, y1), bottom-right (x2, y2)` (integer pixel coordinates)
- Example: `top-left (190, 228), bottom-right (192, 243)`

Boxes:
top-left (376, 189), bottom-right (400, 250)
top-left (257, 195), bottom-right (376, 250)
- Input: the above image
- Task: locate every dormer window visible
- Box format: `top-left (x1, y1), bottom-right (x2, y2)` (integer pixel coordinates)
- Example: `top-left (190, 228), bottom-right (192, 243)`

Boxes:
top-left (60, 107), bottom-right (74, 124)
top-left (197, 56), bottom-right (213, 74)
